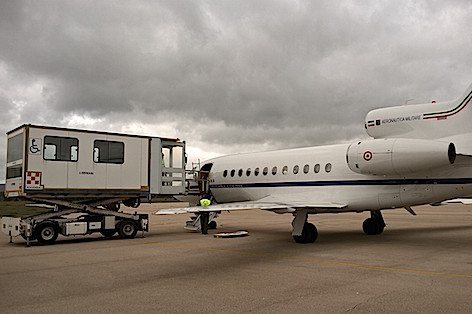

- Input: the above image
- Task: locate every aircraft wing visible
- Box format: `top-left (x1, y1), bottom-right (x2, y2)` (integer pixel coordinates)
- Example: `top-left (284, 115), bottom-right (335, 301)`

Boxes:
top-left (440, 198), bottom-right (472, 205)
top-left (156, 195), bottom-right (347, 215)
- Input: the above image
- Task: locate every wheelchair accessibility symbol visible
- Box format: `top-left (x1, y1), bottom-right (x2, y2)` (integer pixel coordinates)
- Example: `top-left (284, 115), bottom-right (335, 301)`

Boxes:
top-left (29, 138), bottom-right (42, 155)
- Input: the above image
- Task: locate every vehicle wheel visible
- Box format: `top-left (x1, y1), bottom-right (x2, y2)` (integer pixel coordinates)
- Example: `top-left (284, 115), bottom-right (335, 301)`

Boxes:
top-left (34, 221), bottom-right (59, 244)
top-left (104, 202), bottom-right (121, 211)
top-left (293, 222), bottom-right (318, 243)
top-left (362, 218), bottom-right (384, 235)
top-left (208, 220), bottom-right (217, 230)
top-left (123, 198), bottom-right (141, 208)
top-left (117, 220), bottom-right (138, 239)
top-left (100, 229), bottom-right (116, 238)
top-left (21, 233), bottom-right (37, 241)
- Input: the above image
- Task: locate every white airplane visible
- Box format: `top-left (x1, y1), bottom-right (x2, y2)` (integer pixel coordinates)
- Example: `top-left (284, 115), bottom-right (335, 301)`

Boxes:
top-left (158, 81), bottom-right (472, 243)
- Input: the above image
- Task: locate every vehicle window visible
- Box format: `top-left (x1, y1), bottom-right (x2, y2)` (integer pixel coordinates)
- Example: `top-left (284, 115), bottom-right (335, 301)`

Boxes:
top-left (282, 166), bottom-right (288, 175)
top-left (246, 168), bottom-right (251, 176)
top-left (303, 164), bottom-right (309, 174)
top-left (293, 165), bottom-right (299, 174)
top-left (314, 164), bottom-right (320, 173)
top-left (238, 169), bottom-right (243, 177)
top-left (7, 134), bottom-right (23, 163)
top-left (272, 166), bottom-right (277, 175)
top-left (44, 136), bottom-right (79, 162)
top-left (263, 167), bottom-right (268, 175)
top-left (223, 170), bottom-right (228, 177)
top-left (230, 169), bottom-right (235, 177)
top-left (94, 140), bottom-right (124, 164)
top-left (325, 163), bottom-right (332, 173)
top-left (254, 167), bottom-right (260, 176)
top-left (6, 165), bottom-right (22, 179)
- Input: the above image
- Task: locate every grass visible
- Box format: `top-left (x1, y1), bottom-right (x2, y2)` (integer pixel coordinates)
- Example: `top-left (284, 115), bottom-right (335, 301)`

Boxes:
top-left (0, 201), bottom-right (51, 218)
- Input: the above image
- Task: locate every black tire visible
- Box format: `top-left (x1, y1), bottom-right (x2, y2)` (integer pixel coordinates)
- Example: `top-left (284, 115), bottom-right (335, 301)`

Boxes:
top-left (100, 229), bottom-right (116, 238)
top-left (123, 198), bottom-right (141, 208)
top-left (117, 220), bottom-right (138, 239)
top-left (104, 202), bottom-right (121, 211)
top-left (362, 218), bottom-right (384, 235)
top-left (208, 220), bottom-right (217, 230)
top-left (293, 222), bottom-right (318, 244)
top-left (34, 221), bottom-right (59, 244)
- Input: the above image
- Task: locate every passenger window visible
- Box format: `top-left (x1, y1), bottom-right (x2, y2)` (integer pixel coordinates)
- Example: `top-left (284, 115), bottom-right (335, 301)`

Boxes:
top-left (303, 164), bottom-right (309, 174)
top-left (44, 136), bottom-right (79, 162)
top-left (7, 133), bottom-right (23, 163)
top-left (263, 167), bottom-right (268, 175)
top-left (223, 170), bottom-right (228, 177)
top-left (272, 166), bottom-right (277, 175)
top-left (230, 169), bottom-right (235, 177)
top-left (94, 140), bottom-right (124, 164)
top-left (314, 164), bottom-right (320, 173)
top-left (246, 168), bottom-right (251, 176)
top-left (238, 169), bottom-right (243, 177)
top-left (293, 165), bottom-right (299, 174)
top-left (254, 167), bottom-right (260, 176)
top-left (282, 166), bottom-right (288, 175)
top-left (325, 163), bottom-right (332, 173)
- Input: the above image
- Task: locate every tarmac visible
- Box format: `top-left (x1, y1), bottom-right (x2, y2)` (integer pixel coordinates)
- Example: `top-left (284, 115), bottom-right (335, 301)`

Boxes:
top-left (1, 203), bottom-right (471, 313)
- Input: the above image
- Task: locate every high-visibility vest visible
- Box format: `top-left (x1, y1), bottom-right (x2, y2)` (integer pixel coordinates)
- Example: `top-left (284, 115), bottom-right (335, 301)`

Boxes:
top-left (200, 199), bottom-right (211, 207)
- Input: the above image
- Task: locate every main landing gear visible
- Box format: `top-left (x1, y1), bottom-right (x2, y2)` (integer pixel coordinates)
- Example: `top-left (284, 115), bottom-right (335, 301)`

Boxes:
top-left (291, 209), bottom-right (386, 244)
top-left (291, 210), bottom-right (318, 244)
top-left (362, 210), bottom-right (385, 235)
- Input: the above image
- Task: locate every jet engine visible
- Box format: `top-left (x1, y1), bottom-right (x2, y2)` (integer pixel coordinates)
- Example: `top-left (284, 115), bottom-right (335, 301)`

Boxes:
top-left (346, 138), bottom-right (456, 176)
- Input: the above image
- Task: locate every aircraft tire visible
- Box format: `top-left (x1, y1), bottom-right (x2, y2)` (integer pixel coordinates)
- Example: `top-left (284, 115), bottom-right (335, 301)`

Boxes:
top-left (293, 222), bottom-right (318, 244)
top-left (362, 218), bottom-right (384, 235)
top-left (208, 220), bottom-right (217, 229)
top-left (117, 220), bottom-right (138, 239)
top-left (34, 221), bottom-right (59, 244)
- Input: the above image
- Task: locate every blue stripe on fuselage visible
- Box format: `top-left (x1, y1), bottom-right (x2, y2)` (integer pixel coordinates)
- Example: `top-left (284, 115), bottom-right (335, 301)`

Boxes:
top-left (210, 178), bottom-right (472, 189)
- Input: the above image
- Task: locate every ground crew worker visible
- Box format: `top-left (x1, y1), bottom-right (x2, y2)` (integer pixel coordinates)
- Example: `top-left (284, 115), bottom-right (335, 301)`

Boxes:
top-left (199, 198), bottom-right (211, 207)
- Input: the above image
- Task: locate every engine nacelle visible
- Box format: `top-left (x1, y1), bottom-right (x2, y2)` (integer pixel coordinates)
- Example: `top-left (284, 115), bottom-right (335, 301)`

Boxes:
top-left (346, 138), bottom-right (456, 176)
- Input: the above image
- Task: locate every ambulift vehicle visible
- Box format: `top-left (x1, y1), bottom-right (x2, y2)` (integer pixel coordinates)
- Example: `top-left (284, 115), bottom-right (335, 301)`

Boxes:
top-left (1, 124), bottom-right (187, 245)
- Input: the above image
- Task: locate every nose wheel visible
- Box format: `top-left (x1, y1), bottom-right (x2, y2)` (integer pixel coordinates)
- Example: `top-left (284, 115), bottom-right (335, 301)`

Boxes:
top-left (363, 210), bottom-right (385, 235)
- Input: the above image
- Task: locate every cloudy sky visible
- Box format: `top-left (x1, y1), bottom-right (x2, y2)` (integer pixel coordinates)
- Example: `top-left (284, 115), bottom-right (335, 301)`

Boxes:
top-left (0, 0), bottom-right (471, 181)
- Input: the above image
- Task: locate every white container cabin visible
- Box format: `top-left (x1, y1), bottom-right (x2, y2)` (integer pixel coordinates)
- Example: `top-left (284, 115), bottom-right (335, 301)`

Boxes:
top-left (5, 124), bottom-right (186, 202)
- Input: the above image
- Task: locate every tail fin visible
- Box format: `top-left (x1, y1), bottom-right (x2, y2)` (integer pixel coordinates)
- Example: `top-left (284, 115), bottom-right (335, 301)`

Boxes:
top-left (422, 82), bottom-right (472, 121)
top-left (365, 82), bottom-right (472, 144)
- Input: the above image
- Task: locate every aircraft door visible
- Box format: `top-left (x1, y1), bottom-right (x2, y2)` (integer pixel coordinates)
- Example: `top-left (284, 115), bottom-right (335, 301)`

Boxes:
top-left (198, 163), bottom-right (213, 195)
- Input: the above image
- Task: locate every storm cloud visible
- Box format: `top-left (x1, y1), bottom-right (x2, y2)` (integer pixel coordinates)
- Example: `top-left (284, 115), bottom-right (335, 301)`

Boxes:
top-left (0, 0), bottom-right (471, 180)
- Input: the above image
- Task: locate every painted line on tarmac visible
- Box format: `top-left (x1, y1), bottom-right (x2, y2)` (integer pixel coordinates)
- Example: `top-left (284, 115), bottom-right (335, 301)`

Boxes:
top-left (141, 241), bottom-right (472, 280)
